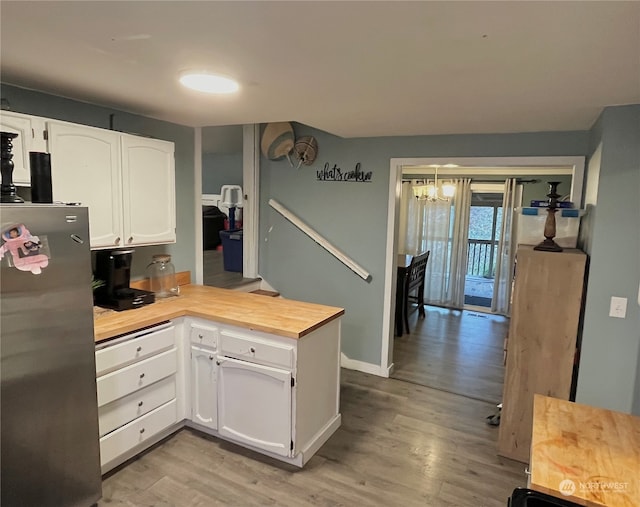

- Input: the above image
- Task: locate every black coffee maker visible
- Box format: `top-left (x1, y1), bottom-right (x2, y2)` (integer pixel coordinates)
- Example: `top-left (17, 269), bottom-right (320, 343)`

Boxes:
top-left (94, 249), bottom-right (155, 311)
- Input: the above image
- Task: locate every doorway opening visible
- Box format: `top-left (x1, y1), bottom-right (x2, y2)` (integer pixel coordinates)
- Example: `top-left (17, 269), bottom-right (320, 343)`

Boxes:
top-left (464, 187), bottom-right (504, 310)
top-left (384, 157), bottom-right (585, 400)
top-left (198, 125), bottom-right (260, 289)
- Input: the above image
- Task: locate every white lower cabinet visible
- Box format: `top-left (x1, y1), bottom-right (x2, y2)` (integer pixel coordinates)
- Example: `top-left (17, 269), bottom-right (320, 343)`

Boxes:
top-left (95, 316), bottom-right (341, 472)
top-left (218, 357), bottom-right (292, 457)
top-left (95, 323), bottom-right (180, 473)
top-left (99, 399), bottom-right (177, 467)
top-left (98, 376), bottom-right (176, 437)
top-left (190, 345), bottom-right (217, 430)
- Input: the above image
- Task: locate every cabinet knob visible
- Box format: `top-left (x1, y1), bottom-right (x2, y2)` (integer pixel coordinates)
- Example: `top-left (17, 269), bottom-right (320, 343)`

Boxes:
top-left (128, 236), bottom-right (133, 243)
top-left (139, 373), bottom-right (145, 379)
top-left (209, 355), bottom-right (214, 360)
top-left (136, 346), bottom-right (142, 352)
top-left (216, 360), bottom-right (221, 366)
top-left (140, 428), bottom-right (145, 434)
top-left (199, 334), bottom-right (203, 339)
top-left (138, 401), bottom-right (144, 407)
top-left (250, 347), bottom-right (256, 353)
top-left (115, 237), bottom-right (121, 245)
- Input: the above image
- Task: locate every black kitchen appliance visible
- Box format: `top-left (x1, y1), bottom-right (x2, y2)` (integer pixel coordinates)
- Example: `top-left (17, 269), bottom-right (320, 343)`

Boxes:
top-left (94, 249), bottom-right (154, 311)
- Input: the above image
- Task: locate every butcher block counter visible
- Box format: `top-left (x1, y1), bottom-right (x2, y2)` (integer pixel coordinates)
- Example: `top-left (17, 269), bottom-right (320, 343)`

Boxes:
top-left (94, 284), bottom-right (344, 342)
top-left (530, 394), bottom-right (640, 507)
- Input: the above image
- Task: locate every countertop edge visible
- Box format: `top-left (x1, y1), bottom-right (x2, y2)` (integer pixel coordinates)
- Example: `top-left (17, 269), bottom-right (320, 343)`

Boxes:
top-left (94, 286), bottom-right (345, 343)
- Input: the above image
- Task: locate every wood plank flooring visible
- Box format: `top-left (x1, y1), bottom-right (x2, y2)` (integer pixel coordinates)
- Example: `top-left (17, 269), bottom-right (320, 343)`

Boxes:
top-left (99, 369), bottom-right (525, 507)
top-left (392, 306), bottom-right (508, 404)
top-left (203, 250), bottom-right (259, 289)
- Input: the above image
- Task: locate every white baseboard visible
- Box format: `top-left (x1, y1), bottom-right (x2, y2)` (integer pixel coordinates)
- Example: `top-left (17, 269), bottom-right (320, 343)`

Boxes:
top-left (340, 353), bottom-right (387, 377)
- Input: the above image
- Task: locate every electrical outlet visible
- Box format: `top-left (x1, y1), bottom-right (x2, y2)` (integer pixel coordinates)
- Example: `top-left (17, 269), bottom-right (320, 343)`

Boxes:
top-left (609, 296), bottom-right (627, 319)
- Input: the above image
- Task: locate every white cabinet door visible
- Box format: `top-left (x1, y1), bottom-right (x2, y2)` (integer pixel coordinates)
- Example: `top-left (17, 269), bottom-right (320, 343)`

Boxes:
top-left (47, 121), bottom-right (123, 248)
top-left (121, 134), bottom-right (175, 246)
top-left (0, 111), bottom-right (46, 185)
top-left (218, 357), bottom-right (292, 457)
top-left (191, 345), bottom-right (217, 430)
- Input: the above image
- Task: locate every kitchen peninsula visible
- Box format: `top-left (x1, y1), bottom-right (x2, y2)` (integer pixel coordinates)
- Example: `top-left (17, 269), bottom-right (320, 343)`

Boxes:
top-left (94, 285), bottom-right (344, 473)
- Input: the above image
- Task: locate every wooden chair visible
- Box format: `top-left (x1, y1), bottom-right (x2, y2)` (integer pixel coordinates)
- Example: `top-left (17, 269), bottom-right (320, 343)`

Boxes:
top-left (403, 250), bottom-right (430, 334)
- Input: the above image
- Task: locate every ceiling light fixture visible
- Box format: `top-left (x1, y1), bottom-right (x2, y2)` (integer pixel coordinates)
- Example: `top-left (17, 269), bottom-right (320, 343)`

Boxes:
top-left (413, 166), bottom-right (455, 202)
top-left (179, 72), bottom-right (239, 94)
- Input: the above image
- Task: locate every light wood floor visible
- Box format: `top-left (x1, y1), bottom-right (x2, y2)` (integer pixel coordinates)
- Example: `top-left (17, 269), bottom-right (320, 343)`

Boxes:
top-left (203, 250), bottom-right (259, 289)
top-left (392, 306), bottom-right (508, 404)
top-left (98, 369), bottom-right (525, 507)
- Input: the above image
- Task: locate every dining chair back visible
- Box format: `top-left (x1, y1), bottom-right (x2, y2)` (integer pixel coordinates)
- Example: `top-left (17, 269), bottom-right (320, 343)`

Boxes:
top-left (403, 250), bottom-right (430, 334)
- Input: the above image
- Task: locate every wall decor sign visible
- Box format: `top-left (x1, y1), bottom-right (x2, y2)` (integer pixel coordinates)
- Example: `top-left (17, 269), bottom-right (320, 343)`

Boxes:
top-left (316, 162), bottom-right (372, 183)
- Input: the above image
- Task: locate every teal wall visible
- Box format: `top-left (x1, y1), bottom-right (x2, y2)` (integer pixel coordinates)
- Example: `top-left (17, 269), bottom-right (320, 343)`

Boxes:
top-left (0, 84), bottom-right (196, 279)
top-left (259, 122), bottom-right (589, 365)
top-left (576, 105), bottom-right (640, 415)
top-left (202, 153), bottom-right (243, 195)
top-left (201, 125), bottom-right (243, 195)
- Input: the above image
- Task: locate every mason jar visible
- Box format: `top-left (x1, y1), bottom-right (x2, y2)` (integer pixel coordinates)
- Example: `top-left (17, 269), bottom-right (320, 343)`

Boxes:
top-left (146, 254), bottom-right (179, 298)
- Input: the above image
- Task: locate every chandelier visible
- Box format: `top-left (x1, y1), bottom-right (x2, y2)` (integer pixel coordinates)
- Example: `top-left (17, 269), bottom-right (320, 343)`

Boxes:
top-left (412, 167), bottom-right (455, 201)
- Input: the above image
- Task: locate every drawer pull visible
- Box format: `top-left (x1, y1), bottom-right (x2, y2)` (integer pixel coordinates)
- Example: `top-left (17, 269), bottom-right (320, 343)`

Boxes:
top-left (524, 467), bottom-right (531, 476)
top-left (136, 346), bottom-right (142, 352)
top-left (198, 334), bottom-right (203, 339)
top-left (140, 428), bottom-right (145, 434)
top-left (138, 401), bottom-right (144, 407)
top-left (139, 373), bottom-right (145, 379)
top-left (250, 347), bottom-right (256, 353)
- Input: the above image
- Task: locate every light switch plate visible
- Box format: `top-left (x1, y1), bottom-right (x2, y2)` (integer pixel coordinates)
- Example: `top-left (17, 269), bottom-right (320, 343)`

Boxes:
top-left (609, 296), bottom-right (627, 319)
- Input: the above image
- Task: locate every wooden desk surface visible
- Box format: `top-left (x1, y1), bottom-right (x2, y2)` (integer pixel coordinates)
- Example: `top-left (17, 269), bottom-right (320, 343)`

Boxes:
top-left (530, 394), bottom-right (640, 507)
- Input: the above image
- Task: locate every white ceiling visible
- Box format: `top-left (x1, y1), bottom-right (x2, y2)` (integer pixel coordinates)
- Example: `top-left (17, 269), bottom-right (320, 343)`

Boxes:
top-left (1, 1), bottom-right (639, 138)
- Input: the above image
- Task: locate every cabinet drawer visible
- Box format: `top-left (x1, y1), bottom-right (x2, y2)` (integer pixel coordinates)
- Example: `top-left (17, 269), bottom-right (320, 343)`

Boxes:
top-left (98, 376), bottom-right (176, 437)
top-left (96, 325), bottom-right (175, 376)
top-left (97, 348), bottom-right (176, 407)
top-left (220, 330), bottom-right (294, 369)
top-left (99, 399), bottom-right (177, 467)
top-left (190, 323), bottom-right (218, 349)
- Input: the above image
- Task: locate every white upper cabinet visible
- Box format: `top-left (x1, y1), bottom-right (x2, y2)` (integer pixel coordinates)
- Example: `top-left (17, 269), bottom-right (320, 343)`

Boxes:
top-left (45, 120), bottom-right (175, 249)
top-left (0, 111), bottom-right (47, 185)
top-left (121, 134), bottom-right (176, 246)
top-left (48, 121), bottom-right (123, 248)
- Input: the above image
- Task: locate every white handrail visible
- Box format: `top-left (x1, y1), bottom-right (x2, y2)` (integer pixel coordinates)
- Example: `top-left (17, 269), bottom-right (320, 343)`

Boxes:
top-left (268, 199), bottom-right (371, 281)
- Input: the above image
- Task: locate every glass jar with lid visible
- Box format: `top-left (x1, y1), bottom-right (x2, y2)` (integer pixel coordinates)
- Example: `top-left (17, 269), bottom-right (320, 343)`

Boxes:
top-left (146, 254), bottom-right (179, 298)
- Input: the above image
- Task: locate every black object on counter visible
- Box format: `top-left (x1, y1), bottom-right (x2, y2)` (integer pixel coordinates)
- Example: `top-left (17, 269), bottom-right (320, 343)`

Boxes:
top-left (29, 152), bottom-right (53, 203)
top-left (1, 131), bottom-right (24, 203)
top-left (94, 249), bottom-right (155, 311)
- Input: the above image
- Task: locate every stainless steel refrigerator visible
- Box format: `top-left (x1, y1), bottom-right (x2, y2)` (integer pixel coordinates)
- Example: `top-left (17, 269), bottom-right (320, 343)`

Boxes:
top-left (1, 204), bottom-right (101, 506)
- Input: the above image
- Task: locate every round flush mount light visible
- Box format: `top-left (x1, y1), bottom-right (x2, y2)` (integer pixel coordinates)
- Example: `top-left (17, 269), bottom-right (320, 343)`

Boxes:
top-left (179, 72), bottom-right (239, 94)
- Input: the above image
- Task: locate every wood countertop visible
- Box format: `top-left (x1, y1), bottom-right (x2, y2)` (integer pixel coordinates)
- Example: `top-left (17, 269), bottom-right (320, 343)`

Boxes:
top-left (530, 394), bottom-right (640, 507)
top-left (94, 284), bottom-right (344, 343)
